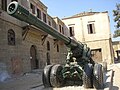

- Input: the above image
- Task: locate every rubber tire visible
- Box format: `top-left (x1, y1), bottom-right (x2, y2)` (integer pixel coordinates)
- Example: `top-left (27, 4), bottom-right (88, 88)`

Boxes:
top-left (93, 64), bottom-right (104, 89)
top-left (50, 64), bottom-right (63, 87)
top-left (42, 65), bottom-right (53, 87)
top-left (82, 63), bottom-right (93, 88)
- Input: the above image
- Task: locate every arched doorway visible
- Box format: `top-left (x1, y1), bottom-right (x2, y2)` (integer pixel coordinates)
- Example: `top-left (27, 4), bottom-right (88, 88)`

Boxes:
top-left (46, 52), bottom-right (50, 65)
top-left (30, 45), bottom-right (38, 70)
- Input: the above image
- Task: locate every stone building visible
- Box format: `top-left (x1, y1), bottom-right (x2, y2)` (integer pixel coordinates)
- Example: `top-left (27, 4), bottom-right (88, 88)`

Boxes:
top-left (0, 0), bottom-right (68, 75)
top-left (0, 0), bottom-right (115, 76)
top-left (62, 12), bottom-right (114, 64)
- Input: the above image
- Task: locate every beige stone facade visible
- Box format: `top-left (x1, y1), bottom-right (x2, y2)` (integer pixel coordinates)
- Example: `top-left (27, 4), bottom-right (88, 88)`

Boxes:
top-left (62, 12), bottom-right (114, 64)
top-left (0, 0), bottom-right (67, 75)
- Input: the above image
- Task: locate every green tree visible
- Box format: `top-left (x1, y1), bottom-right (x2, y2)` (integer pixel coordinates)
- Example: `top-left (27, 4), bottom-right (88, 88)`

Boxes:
top-left (113, 3), bottom-right (120, 38)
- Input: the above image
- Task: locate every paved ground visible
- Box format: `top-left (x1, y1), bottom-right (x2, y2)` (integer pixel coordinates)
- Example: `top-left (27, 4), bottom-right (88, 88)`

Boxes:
top-left (109, 63), bottom-right (120, 90)
top-left (0, 71), bottom-right (43, 90)
top-left (0, 63), bottom-right (118, 90)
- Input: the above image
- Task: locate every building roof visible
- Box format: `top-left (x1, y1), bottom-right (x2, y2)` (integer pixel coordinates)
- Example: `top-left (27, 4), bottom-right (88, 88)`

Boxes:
top-left (39, 0), bottom-right (48, 9)
top-left (62, 11), bottom-right (108, 20)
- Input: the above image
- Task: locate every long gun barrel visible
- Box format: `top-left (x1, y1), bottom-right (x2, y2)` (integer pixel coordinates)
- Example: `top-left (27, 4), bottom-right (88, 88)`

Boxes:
top-left (7, 2), bottom-right (104, 89)
top-left (7, 1), bottom-right (92, 61)
top-left (7, 1), bottom-right (80, 48)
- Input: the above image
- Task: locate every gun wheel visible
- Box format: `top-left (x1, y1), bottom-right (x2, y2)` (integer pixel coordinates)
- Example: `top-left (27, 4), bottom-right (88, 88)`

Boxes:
top-left (82, 63), bottom-right (93, 88)
top-left (50, 64), bottom-right (63, 87)
top-left (42, 65), bottom-right (53, 87)
top-left (93, 63), bottom-right (104, 89)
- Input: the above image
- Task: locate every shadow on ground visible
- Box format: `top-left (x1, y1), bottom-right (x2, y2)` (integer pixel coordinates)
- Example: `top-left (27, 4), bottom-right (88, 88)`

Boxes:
top-left (109, 71), bottom-right (119, 90)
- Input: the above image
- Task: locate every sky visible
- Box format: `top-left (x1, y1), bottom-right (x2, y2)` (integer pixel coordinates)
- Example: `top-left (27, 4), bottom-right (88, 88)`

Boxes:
top-left (40, 0), bottom-right (120, 40)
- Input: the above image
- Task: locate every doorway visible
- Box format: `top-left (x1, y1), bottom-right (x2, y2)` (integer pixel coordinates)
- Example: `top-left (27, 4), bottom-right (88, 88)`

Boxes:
top-left (30, 45), bottom-right (39, 70)
top-left (46, 52), bottom-right (50, 65)
top-left (91, 48), bottom-right (102, 63)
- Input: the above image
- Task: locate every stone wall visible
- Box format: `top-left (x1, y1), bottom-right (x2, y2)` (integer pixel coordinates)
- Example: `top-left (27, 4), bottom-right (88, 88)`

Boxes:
top-left (0, 17), bottom-right (67, 75)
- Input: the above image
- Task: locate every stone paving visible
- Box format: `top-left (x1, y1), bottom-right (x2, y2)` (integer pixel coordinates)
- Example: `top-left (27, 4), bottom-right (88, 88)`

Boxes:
top-left (0, 72), bottom-right (43, 90)
top-left (0, 64), bottom-right (116, 90)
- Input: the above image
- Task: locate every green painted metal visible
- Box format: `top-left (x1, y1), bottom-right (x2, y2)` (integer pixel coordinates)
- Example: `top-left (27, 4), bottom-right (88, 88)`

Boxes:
top-left (7, 1), bottom-right (78, 48)
top-left (7, 2), bottom-right (91, 59)
top-left (7, 2), bottom-right (96, 86)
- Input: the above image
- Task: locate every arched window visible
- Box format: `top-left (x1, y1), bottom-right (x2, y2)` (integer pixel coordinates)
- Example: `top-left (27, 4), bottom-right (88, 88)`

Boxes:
top-left (47, 41), bottom-right (50, 51)
top-left (57, 44), bottom-right (59, 52)
top-left (46, 52), bottom-right (50, 65)
top-left (8, 29), bottom-right (15, 45)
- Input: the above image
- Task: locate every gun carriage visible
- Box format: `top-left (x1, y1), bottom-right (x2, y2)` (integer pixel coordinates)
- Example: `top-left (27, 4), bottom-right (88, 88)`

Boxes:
top-left (7, 2), bottom-right (104, 89)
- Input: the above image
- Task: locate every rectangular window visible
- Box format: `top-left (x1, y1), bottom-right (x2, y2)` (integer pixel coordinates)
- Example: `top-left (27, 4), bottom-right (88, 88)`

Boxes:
top-left (1, 0), bottom-right (7, 11)
top-left (87, 23), bottom-right (95, 34)
top-left (52, 20), bottom-right (57, 29)
top-left (91, 48), bottom-right (102, 63)
top-left (69, 27), bottom-right (74, 37)
top-left (57, 45), bottom-right (59, 52)
top-left (48, 21), bottom-right (51, 26)
top-left (30, 3), bottom-right (35, 14)
top-left (59, 25), bottom-right (62, 33)
top-left (37, 8), bottom-right (41, 19)
top-left (43, 13), bottom-right (47, 23)
top-left (62, 27), bottom-right (64, 34)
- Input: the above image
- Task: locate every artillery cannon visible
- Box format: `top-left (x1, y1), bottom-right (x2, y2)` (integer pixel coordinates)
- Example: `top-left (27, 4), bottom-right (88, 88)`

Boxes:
top-left (7, 2), bottom-right (104, 89)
